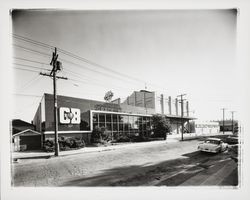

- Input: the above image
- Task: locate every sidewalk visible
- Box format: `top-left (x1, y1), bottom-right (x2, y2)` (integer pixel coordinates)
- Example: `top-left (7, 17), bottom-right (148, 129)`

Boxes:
top-left (12, 132), bottom-right (232, 160)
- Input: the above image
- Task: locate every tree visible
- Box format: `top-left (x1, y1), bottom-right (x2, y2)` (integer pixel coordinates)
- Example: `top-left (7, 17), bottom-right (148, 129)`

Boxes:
top-left (151, 114), bottom-right (171, 140)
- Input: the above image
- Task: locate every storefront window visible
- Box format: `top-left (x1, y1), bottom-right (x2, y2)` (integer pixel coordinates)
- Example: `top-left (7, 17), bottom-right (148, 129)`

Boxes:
top-left (112, 114), bottom-right (117, 123)
top-left (93, 122), bottom-right (98, 129)
top-left (93, 113), bottom-right (98, 123)
top-left (118, 115), bottom-right (124, 123)
top-left (134, 116), bottom-right (139, 129)
top-left (106, 114), bottom-right (111, 123)
top-left (124, 123), bottom-right (129, 132)
top-left (99, 122), bottom-right (105, 128)
top-left (99, 114), bottom-right (105, 122)
top-left (92, 112), bottom-right (153, 139)
top-left (106, 123), bottom-right (112, 131)
top-left (113, 123), bottom-right (118, 131)
top-left (119, 123), bottom-right (124, 132)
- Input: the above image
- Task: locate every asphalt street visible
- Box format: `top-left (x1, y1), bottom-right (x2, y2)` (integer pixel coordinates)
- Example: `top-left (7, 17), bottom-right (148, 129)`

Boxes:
top-left (12, 138), bottom-right (238, 187)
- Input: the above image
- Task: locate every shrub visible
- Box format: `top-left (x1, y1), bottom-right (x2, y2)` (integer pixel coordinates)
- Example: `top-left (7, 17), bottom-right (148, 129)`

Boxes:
top-left (91, 126), bottom-right (112, 143)
top-left (44, 137), bottom-right (85, 152)
top-left (116, 135), bottom-right (130, 143)
top-left (91, 126), bottom-right (103, 143)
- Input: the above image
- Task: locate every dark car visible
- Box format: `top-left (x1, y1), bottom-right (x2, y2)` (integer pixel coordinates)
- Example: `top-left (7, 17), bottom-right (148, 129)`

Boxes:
top-left (226, 136), bottom-right (238, 145)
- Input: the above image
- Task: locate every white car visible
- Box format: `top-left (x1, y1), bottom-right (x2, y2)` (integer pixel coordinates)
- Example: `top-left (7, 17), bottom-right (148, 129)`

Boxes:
top-left (197, 138), bottom-right (228, 153)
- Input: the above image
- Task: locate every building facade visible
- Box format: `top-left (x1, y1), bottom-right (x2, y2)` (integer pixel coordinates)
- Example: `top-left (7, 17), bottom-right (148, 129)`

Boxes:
top-left (33, 90), bottom-right (195, 145)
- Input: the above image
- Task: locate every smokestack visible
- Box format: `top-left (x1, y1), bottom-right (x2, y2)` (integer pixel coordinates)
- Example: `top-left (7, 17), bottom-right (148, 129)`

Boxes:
top-left (160, 94), bottom-right (164, 115)
top-left (168, 96), bottom-right (172, 115)
top-left (175, 98), bottom-right (178, 115)
top-left (186, 101), bottom-right (189, 117)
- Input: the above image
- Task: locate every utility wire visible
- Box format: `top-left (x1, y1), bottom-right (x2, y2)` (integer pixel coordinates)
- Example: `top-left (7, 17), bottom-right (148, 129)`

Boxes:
top-left (16, 75), bottom-right (42, 92)
top-left (13, 93), bottom-right (42, 98)
top-left (14, 57), bottom-right (50, 66)
top-left (13, 34), bottom-right (143, 83)
top-left (14, 67), bottom-right (41, 73)
top-left (13, 63), bottom-right (51, 71)
top-left (13, 34), bottom-right (166, 92)
top-left (13, 44), bottom-right (51, 57)
top-left (13, 44), bottom-right (143, 87)
top-left (13, 34), bottom-right (54, 50)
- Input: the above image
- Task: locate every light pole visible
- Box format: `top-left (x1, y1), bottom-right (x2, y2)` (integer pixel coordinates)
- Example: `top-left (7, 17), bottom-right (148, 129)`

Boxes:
top-left (230, 111), bottom-right (236, 134)
top-left (177, 94), bottom-right (187, 141)
top-left (221, 108), bottom-right (226, 134)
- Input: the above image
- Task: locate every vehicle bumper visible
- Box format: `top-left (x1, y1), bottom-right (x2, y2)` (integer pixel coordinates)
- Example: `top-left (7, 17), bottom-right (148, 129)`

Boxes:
top-left (198, 147), bottom-right (219, 153)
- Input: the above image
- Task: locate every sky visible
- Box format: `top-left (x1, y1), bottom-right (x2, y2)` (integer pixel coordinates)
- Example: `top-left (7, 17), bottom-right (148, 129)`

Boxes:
top-left (11, 9), bottom-right (238, 122)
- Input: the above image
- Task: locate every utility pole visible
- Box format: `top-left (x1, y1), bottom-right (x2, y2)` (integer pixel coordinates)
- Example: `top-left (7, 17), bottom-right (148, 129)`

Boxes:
top-left (221, 108), bottom-right (227, 134)
top-left (230, 111), bottom-right (236, 134)
top-left (40, 47), bottom-right (67, 156)
top-left (177, 94), bottom-right (186, 141)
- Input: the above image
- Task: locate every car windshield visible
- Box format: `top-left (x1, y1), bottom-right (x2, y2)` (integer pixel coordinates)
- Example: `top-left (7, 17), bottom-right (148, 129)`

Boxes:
top-left (204, 140), bottom-right (220, 145)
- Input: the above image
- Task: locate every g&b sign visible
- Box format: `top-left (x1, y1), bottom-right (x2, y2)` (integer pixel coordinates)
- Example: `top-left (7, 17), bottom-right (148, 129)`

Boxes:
top-left (59, 107), bottom-right (81, 124)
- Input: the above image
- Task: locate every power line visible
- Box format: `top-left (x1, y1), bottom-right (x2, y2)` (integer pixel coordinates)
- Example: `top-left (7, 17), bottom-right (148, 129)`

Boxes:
top-left (13, 63), bottom-right (51, 71)
top-left (13, 93), bottom-right (42, 98)
top-left (16, 74), bottom-right (42, 92)
top-left (14, 67), bottom-right (41, 73)
top-left (12, 34), bottom-right (167, 92)
top-left (14, 57), bottom-right (50, 66)
top-left (13, 44), bottom-right (51, 57)
top-left (13, 34), bottom-right (144, 83)
top-left (13, 34), bottom-right (54, 50)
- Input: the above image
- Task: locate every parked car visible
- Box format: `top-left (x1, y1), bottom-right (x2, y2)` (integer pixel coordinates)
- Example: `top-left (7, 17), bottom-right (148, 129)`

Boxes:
top-left (198, 138), bottom-right (228, 153)
top-left (226, 135), bottom-right (238, 145)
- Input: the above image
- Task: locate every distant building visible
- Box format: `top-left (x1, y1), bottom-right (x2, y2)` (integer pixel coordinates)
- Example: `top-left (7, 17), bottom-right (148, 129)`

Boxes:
top-left (188, 120), bottom-right (220, 135)
top-left (12, 119), bottom-right (42, 151)
top-left (218, 120), bottom-right (238, 133)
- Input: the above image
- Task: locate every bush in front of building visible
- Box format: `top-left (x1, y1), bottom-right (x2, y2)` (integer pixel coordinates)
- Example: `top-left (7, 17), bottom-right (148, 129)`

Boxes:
top-left (116, 135), bottom-right (130, 143)
top-left (151, 114), bottom-right (171, 140)
top-left (44, 139), bottom-right (55, 152)
top-left (91, 126), bottom-right (112, 144)
top-left (43, 136), bottom-right (85, 152)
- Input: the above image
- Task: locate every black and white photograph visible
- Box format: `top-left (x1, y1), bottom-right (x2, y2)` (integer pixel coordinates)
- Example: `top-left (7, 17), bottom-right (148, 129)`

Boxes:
top-left (1, 0), bottom-right (250, 200)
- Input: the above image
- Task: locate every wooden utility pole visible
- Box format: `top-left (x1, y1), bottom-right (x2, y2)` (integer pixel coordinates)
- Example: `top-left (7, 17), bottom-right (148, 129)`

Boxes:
top-left (221, 108), bottom-right (227, 134)
top-left (230, 111), bottom-right (236, 134)
top-left (40, 47), bottom-right (67, 156)
top-left (177, 94), bottom-right (186, 141)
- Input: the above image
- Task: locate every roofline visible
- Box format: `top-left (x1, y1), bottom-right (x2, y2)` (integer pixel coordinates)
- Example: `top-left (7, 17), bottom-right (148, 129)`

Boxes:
top-left (12, 129), bottom-right (41, 137)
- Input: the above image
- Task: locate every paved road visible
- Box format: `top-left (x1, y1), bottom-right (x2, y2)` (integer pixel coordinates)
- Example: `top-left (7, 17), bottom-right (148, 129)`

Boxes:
top-left (12, 139), bottom-right (238, 186)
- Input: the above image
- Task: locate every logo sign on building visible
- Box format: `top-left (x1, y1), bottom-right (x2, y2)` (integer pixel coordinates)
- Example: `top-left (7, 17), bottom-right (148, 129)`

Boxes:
top-left (94, 103), bottom-right (121, 112)
top-left (59, 107), bottom-right (81, 124)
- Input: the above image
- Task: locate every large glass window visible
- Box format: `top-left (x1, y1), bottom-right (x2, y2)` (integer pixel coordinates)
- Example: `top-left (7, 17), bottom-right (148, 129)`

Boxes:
top-left (93, 122), bottom-right (98, 129)
top-left (112, 114), bottom-right (117, 123)
top-left (134, 116), bottom-right (139, 129)
top-left (106, 114), bottom-right (111, 123)
top-left (119, 123), bottom-right (124, 132)
top-left (99, 114), bottom-right (105, 122)
top-left (92, 112), bottom-right (153, 139)
top-left (118, 115), bottom-right (124, 123)
top-left (99, 122), bottom-right (105, 128)
top-left (113, 123), bottom-right (118, 131)
top-left (93, 113), bottom-right (98, 123)
top-left (106, 123), bottom-right (112, 131)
